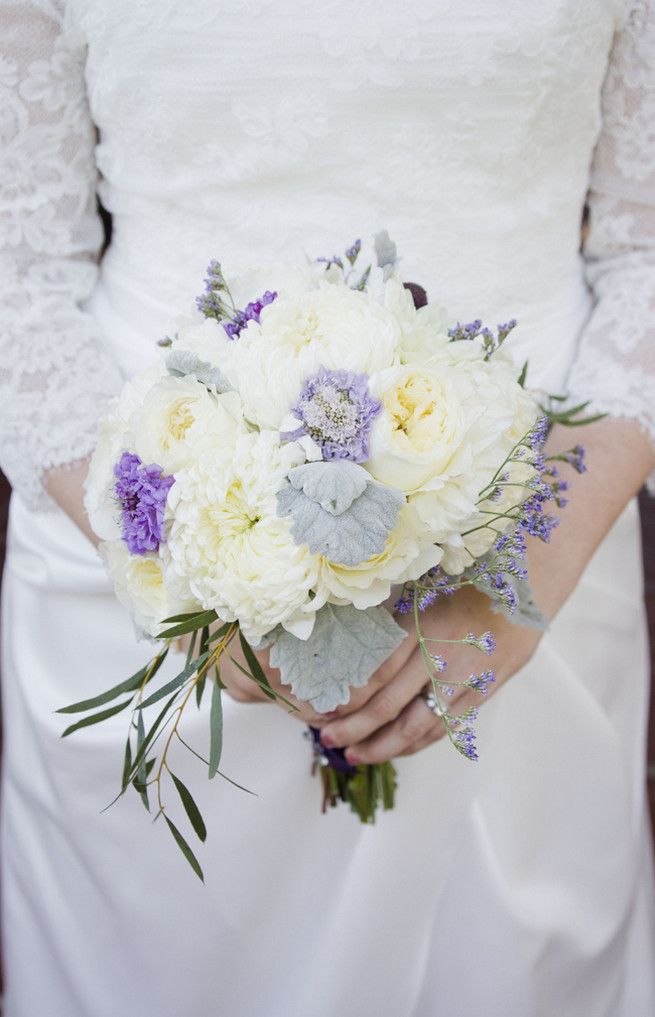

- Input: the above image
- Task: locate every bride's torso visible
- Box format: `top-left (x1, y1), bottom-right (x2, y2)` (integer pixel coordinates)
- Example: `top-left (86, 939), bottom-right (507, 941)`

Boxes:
top-left (71, 0), bottom-right (626, 387)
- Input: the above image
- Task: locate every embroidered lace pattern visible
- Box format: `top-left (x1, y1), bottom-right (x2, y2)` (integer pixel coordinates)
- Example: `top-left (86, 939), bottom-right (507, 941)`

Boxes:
top-left (0, 0), bottom-right (123, 509)
top-left (567, 0), bottom-right (655, 488)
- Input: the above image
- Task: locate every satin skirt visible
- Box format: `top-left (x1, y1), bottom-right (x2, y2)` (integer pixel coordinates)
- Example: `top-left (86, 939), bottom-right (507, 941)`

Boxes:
top-left (2, 493), bottom-right (654, 1017)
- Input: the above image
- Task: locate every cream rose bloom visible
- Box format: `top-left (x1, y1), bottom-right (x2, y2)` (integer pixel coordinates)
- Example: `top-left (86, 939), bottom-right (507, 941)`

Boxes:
top-left (366, 347), bottom-right (538, 548)
top-left (163, 430), bottom-right (325, 644)
top-left (100, 542), bottom-right (199, 637)
top-left (320, 504), bottom-right (443, 609)
top-left (217, 281), bottom-right (402, 430)
top-left (131, 379), bottom-right (247, 474)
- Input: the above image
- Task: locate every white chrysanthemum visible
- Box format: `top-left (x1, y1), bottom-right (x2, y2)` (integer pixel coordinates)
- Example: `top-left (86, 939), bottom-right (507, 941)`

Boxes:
top-left (131, 378), bottom-right (247, 474)
top-left (320, 504), bottom-right (442, 610)
top-left (218, 281), bottom-right (402, 430)
top-left (163, 430), bottom-right (325, 643)
top-left (100, 541), bottom-right (199, 637)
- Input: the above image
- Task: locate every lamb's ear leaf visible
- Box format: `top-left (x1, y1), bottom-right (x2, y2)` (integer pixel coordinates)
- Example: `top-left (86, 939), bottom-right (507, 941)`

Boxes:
top-left (269, 604), bottom-right (406, 713)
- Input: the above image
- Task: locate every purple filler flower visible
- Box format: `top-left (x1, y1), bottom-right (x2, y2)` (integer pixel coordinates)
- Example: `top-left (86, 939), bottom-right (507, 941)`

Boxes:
top-left (283, 367), bottom-right (382, 462)
top-left (114, 451), bottom-right (175, 555)
top-left (224, 291), bottom-right (277, 340)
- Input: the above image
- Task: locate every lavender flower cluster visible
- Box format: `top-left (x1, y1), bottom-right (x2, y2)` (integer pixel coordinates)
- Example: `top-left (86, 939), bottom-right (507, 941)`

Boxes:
top-left (195, 259), bottom-right (277, 339)
top-left (283, 367), bottom-right (382, 462)
top-left (113, 452), bottom-right (175, 555)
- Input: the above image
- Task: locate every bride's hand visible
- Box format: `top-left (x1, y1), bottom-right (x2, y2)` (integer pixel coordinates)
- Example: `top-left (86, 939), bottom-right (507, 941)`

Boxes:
top-left (319, 417), bottom-right (655, 764)
top-left (317, 585), bottom-right (541, 764)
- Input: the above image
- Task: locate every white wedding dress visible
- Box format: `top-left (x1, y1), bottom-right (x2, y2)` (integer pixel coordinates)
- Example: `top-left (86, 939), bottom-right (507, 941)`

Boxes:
top-left (2, 1), bottom-right (655, 1015)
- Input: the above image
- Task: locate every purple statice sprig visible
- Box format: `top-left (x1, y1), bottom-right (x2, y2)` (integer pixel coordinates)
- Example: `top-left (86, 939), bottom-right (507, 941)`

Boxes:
top-left (448, 318), bottom-right (517, 359)
top-left (282, 366), bottom-right (382, 463)
top-left (196, 259), bottom-right (234, 322)
top-left (195, 258), bottom-right (278, 340)
top-left (223, 290), bottom-right (278, 340)
top-left (314, 238), bottom-right (375, 293)
top-left (114, 451), bottom-right (175, 555)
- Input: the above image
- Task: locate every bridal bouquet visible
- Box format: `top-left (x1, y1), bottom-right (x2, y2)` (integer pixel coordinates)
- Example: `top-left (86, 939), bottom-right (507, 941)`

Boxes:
top-left (62, 235), bottom-right (585, 878)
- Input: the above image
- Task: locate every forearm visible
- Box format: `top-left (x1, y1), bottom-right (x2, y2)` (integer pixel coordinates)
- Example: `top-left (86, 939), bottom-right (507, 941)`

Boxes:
top-left (45, 458), bottom-right (99, 547)
top-left (528, 416), bottom-right (655, 623)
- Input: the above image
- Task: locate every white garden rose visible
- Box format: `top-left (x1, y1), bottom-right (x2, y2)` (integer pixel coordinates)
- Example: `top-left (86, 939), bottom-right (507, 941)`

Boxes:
top-left (131, 378), bottom-right (247, 474)
top-left (100, 541), bottom-right (199, 637)
top-left (163, 430), bottom-right (325, 643)
top-left (218, 281), bottom-right (402, 430)
top-left (365, 361), bottom-right (477, 492)
top-left (320, 504), bottom-right (442, 610)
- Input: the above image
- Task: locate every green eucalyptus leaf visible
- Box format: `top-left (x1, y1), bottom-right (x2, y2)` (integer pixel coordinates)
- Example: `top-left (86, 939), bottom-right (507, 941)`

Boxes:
top-left (164, 816), bottom-right (204, 882)
top-left (207, 622), bottom-right (233, 644)
top-left (135, 710), bottom-right (149, 811)
top-left (137, 652), bottom-right (209, 710)
top-left (126, 693), bottom-right (179, 785)
top-left (158, 611), bottom-right (217, 639)
top-left (122, 737), bottom-right (133, 792)
top-left (171, 773), bottom-right (207, 842)
top-left (61, 698), bottom-right (132, 737)
top-left (208, 680), bottom-right (223, 780)
top-left (57, 658), bottom-right (156, 714)
top-left (238, 631), bottom-right (275, 697)
top-left (195, 670), bottom-right (207, 708)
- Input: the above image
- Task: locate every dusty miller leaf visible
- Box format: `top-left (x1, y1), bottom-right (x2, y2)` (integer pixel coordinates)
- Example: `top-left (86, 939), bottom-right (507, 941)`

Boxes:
top-left (269, 603), bottom-right (406, 713)
top-left (276, 461), bottom-right (405, 566)
top-left (166, 350), bottom-right (233, 393)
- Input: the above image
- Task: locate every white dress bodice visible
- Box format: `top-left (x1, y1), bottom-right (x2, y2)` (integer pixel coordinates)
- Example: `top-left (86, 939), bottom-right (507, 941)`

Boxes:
top-left (1, 0), bottom-right (654, 505)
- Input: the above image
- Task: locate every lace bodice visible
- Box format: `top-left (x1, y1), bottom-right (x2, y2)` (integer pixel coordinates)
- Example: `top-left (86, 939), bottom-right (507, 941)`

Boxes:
top-left (1, 0), bottom-right (654, 507)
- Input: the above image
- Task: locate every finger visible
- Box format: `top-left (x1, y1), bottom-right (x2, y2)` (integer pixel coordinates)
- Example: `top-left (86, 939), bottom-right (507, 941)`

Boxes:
top-left (343, 693), bottom-right (446, 765)
top-left (319, 652), bottom-right (428, 749)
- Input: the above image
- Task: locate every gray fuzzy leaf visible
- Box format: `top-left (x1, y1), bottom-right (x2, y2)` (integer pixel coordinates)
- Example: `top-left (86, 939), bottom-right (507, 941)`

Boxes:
top-left (374, 230), bottom-right (398, 276)
top-left (287, 461), bottom-right (369, 515)
top-left (277, 462), bottom-right (405, 566)
top-left (166, 351), bottom-right (233, 393)
top-left (269, 603), bottom-right (407, 712)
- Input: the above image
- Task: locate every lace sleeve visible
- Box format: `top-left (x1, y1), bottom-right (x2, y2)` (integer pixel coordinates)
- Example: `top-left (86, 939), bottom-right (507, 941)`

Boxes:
top-left (566, 0), bottom-right (655, 478)
top-left (0, 0), bottom-right (123, 510)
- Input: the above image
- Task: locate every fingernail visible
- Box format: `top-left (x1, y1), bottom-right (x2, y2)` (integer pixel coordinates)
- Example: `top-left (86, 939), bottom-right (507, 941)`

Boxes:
top-left (345, 750), bottom-right (360, 765)
top-left (320, 732), bottom-right (335, 748)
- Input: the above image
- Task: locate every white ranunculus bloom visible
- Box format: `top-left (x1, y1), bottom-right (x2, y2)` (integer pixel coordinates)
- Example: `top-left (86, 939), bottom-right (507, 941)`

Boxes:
top-left (320, 504), bottom-right (443, 610)
top-left (163, 430), bottom-right (325, 644)
top-left (218, 281), bottom-right (402, 430)
top-left (100, 541), bottom-right (199, 637)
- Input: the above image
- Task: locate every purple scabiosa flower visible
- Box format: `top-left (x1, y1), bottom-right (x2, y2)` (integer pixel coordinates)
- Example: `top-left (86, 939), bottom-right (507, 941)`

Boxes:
top-left (283, 367), bottom-right (382, 463)
top-left (223, 290), bottom-right (277, 340)
top-left (113, 451), bottom-right (175, 556)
